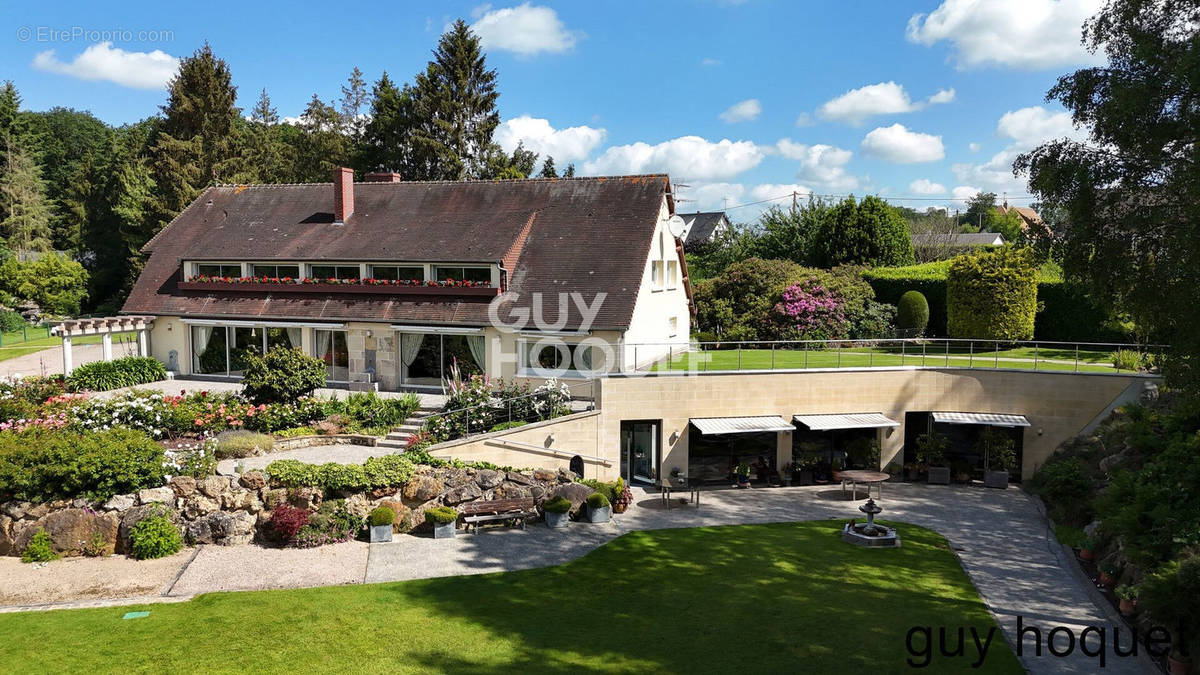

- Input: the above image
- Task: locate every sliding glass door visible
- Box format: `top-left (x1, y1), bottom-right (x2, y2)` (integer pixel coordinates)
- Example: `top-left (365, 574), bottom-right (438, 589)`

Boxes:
top-left (192, 324), bottom-right (306, 377)
top-left (398, 332), bottom-right (485, 388)
top-left (314, 329), bottom-right (349, 382)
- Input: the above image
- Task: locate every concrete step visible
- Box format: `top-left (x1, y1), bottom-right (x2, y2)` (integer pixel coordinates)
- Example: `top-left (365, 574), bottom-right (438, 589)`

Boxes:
top-left (376, 439), bottom-right (408, 450)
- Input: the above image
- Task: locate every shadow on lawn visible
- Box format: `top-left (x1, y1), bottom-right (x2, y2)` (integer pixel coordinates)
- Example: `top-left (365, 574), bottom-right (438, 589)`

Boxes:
top-left (385, 521), bottom-right (1020, 673)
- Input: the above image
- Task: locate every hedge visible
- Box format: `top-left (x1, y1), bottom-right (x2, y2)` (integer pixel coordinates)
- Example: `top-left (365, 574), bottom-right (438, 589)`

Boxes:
top-left (864, 258), bottom-right (1127, 341)
top-left (265, 454), bottom-right (416, 492)
top-left (946, 247), bottom-right (1038, 340)
top-left (0, 427), bottom-right (166, 502)
top-left (66, 356), bottom-right (166, 392)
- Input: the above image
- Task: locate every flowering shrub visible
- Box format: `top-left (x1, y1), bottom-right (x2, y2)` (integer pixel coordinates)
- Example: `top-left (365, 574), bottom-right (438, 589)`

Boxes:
top-left (772, 277), bottom-right (849, 340)
top-left (162, 436), bottom-right (218, 478)
top-left (185, 275), bottom-right (491, 288)
top-left (421, 376), bottom-right (573, 445)
top-left (0, 410), bottom-right (70, 433)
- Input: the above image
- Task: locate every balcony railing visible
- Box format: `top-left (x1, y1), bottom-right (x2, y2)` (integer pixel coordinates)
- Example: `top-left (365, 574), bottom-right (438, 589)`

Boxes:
top-left (626, 338), bottom-right (1166, 376)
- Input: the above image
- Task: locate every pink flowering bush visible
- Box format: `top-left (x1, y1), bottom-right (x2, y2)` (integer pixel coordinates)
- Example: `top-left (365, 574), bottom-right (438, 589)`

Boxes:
top-left (772, 277), bottom-right (850, 340)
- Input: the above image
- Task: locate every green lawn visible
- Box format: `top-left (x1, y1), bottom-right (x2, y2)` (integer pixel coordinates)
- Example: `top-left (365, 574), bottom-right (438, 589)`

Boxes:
top-left (0, 331), bottom-right (121, 362)
top-left (0, 521), bottom-right (1020, 673)
top-left (654, 344), bottom-right (1126, 374)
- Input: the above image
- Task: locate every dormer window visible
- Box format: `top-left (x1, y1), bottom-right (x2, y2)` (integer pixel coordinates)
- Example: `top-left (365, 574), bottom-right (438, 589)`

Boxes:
top-left (195, 263), bottom-right (242, 278)
top-left (310, 264), bottom-right (360, 280)
top-left (250, 263), bottom-right (300, 279)
top-left (370, 265), bottom-right (424, 282)
top-left (433, 266), bottom-right (491, 285)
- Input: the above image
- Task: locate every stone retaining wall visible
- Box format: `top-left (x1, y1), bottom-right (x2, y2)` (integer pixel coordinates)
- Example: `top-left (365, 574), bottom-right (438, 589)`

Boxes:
top-left (272, 434), bottom-right (378, 451)
top-left (0, 466), bottom-right (593, 558)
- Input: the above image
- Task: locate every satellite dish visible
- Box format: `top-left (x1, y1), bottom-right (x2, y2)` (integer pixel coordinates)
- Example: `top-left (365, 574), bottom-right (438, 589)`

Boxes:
top-left (667, 215), bottom-right (687, 238)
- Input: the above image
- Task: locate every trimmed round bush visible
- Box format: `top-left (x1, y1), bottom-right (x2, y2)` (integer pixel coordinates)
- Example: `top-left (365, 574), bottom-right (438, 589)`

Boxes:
top-left (424, 506), bottom-right (458, 526)
top-left (0, 428), bottom-right (166, 503)
top-left (129, 511), bottom-right (182, 560)
top-left (241, 347), bottom-right (327, 405)
top-left (896, 290), bottom-right (930, 334)
top-left (946, 247), bottom-right (1038, 340)
top-left (586, 492), bottom-right (610, 509)
top-left (369, 506), bottom-right (396, 527)
top-left (543, 496), bottom-right (572, 514)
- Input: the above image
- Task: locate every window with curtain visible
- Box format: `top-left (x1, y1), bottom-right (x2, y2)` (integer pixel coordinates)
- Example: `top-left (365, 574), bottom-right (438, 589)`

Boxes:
top-left (192, 325), bottom-right (229, 374)
top-left (250, 263), bottom-right (300, 279)
top-left (369, 265), bottom-right (424, 282)
top-left (195, 263), bottom-right (242, 278)
top-left (310, 265), bottom-right (360, 280)
top-left (230, 327), bottom-right (264, 374)
top-left (433, 266), bottom-right (491, 285)
top-left (314, 329), bottom-right (349, 380)
top-left (266, 327), bottom-right (301, 351)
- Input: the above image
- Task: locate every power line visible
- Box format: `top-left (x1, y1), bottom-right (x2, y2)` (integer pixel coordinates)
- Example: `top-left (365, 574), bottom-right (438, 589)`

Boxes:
top-left (702, 191), bottom-right (1039, 212)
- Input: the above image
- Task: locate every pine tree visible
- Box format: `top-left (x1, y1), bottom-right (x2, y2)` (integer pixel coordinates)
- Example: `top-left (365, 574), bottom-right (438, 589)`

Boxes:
top-left (244, 88), bottom-right (291, 183)
top-left (0, 135), bottom-right (53, 252)
top-left (0, 81), bottom-right (23, 143)
top-left (294, 94), bottom-right (349, 182)
top-left (340, 66), bottom-right (368, 144)
top-left (563, 163), bottom-right (575, 178)
top-left (150, 44), bottom-right (242, 223)
top-left (539, 156), bottom-right (557, 178)
top-left (408, 20), bottom-right (500, 180)
top-left (360, 72), bottom-right (415, 174)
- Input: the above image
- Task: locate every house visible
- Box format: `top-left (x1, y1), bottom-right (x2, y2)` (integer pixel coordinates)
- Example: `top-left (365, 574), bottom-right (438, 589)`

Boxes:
top-left (121, 169), bottom-right (693, 391)
top-left (910, 232), bottom-right (1006, 248)
top-left (677, 211), bottom-right (730, 251)
top-left (996, 203), bottom-right (1044, 232)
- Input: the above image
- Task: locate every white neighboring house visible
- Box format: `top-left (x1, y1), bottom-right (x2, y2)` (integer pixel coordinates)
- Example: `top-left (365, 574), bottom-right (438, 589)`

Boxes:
top-left (678, 211), bottom-right (731, 252)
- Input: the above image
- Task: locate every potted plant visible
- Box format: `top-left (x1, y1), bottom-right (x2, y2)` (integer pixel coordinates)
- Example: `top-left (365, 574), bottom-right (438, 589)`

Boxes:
top-left (1099, 560), bottom-right (1119, 588)
top-left (613, 479), bottom-right (632, 514)
top-left (585, 492), bottom-right (611, 523)
top-left (780, 463), bottom-right (794, 487)
top-left (736, 462), bottom-right (752, 488)
top-left (1115, 584), bottom-right (1137, 617)
top-left (1079, 536), bottom-right (1098, 561)
top-left (543, 496), bottom-right (571, 529)
top-left (978, 428), bottom-right (1017, 489)
top-left (916, 432), bottom-right (950, 485)
top-left (1139, 556), bottom-right (1199, 675)
top-left (425, 506), bottom-right (458, 539)
top-left (368, 506), bottom-right (395, 543)
top-left (904, 462), bottom-right (920, 481)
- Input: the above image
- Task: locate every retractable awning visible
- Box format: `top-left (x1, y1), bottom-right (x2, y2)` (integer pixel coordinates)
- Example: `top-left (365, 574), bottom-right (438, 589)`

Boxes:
top-left (931, 412), bottom-right (1031, 427)
top-left (792, 413), bottom-right (900, 431)
top-left (690, 416), bottom-right (795, 435)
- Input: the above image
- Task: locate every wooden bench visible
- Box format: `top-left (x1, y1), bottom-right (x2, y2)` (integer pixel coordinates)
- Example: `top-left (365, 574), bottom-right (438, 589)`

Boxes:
top-left (459, 498), bottom-right (538, 534)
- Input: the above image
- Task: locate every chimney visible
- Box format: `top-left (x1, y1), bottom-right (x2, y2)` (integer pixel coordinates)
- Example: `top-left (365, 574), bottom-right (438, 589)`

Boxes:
top-left (333, 167), bottom-right (354, 224)
top-left (363, 171), bottom-right (403, 183)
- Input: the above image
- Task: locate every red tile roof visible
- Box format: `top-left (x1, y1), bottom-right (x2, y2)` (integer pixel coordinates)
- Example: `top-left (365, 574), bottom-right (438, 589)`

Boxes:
top-left (123, 175), bottom-right (672, 331)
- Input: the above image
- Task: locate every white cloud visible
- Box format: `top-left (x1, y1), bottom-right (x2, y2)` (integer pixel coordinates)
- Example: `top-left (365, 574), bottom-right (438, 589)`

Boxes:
top-left (952, 185), bottom-right (982, 200)
top-left (583, 136), bottom-right (764, 182)
top-left (816, 81), bottom-right (955, 124)
top-left (860, 124), bottom-right (945, 163)
top-left (952, 147), bottom-right (1026, 194)
top-left (683, 182), bottom-right (746, 211)
top-left (968, 142), bottom-right (981, 152)
top-left (996, 105), bottom-right (1085, 146)
top-left (32, 42), bottom-right (178, 90)
top-left (749, 183), bottom-right (813, 203)
top-left (718, 98), bottom-right (761, 124)
top-left (494, 115), bottom-right (606, 163)
top-left (471, 3), bottom-right (581, 56)
top-left (701, 57), bottom-right (722, 67)
top-left (906, 0), bottom-right (1105, 70)
top-left (909, 178), bottom-right (947, 194)
top-left (774, 139), bottom-right (859, 191)
top-left (794, 112), bottom-right (815, 127)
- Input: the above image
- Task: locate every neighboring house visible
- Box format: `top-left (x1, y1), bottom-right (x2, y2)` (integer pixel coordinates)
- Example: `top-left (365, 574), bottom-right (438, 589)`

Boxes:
top-left (996, 203), bottom-right (1044, 232)
top-left (910, 232), bottom-right (1006, 248)
top-left (122, 169), bottom-right (693, 391)
top-left (678, 211), bottom-right (730, 251)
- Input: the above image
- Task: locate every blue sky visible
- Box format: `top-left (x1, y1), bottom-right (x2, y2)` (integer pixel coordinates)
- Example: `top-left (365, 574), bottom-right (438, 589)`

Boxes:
top-left (3, 0), bottom-right (1102, 217)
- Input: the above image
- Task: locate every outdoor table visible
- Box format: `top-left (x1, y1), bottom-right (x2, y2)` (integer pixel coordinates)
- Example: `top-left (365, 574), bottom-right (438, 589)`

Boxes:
top-left (658, 479), bottom-right (701, 509)
top-left (837, 470), bottom-right (890, 500)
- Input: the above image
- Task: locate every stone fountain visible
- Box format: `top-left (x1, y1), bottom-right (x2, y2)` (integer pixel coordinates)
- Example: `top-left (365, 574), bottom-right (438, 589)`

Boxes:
top-left (840, 498), bottom-right (901, 547)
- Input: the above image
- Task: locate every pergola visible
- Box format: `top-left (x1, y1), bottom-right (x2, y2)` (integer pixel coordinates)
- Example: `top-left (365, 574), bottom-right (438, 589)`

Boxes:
top-left (50, 315), bottom-right (155, 375)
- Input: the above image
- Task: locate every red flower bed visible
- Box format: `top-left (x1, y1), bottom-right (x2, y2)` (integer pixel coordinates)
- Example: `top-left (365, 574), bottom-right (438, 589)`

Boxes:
top-left (185, 275), bottom-right (491, 288)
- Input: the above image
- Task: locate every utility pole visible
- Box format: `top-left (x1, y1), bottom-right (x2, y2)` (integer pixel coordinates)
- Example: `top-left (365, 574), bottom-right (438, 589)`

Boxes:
top-left (792, 190), bottom-right (798, 214)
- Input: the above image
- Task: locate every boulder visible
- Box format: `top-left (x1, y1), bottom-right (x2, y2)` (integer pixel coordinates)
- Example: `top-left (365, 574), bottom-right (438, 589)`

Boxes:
top-left (118, 505), bottom-right (176, 554)
top-left (170, 476), bottom-right (197, 498)
top-left (557, 468), bottom-right (578, 483)
top-left (199, 476), bottom-right (232, 499)
top-left (11, 520), bottom-right (37, 554)
top-left (1084, 520), bottom-right (1103, 539)
top-left (377, 499), bottom-right (413, 534)
top-left (344, 493), bottom-right (371, 520)
top-left (1, 501), bottom-right (27, 520)
top-left (551, 483), bottom-right (594, 516)
top-left (186, 519), bottom-right (213, 545)
top-left (102, 494), bottom-right (135, 512)
top-left (221, 490), bottom-right (262, 513)
top-left (287, 487), bottom-right (323, 510)
top-left (182, 495), bottom-right (220, 520)
top-left (494, 484), bottom-right (532, 500)
top-left (39, 508), bottom-right (119, 556)
top-left (402, 474), bottom-right (444, 503)
top-left (25, 503), bottom-right (51, 520)
top-left (533, 469), bottom-right (557, 482)
top-left (262, 489), bottom-right (288, 510)
top-left (137, 487), bottom-right (175, 506)
top-left (506, 472), bottom-right (534, 486)
top-left (475, 469), bottom-right (505, 490)
top-left (442, 482), bottom-right (483, 505)
top-left (442, 469), bottom-right (472, 488)
top-left (239, 471), bottom-right (267, 491)
top-left (529, 485), bottom-right (547, 501)
top-left (0, 514), bottom-right (13, 556)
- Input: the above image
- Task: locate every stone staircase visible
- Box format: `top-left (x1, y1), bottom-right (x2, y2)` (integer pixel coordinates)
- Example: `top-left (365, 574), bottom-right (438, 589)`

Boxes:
top-left (376, 406), bottom-right (439, 451)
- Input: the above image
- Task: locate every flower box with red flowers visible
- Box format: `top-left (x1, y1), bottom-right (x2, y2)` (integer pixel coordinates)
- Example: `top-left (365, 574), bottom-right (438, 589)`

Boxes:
top-left (178, 275), bottom-right (499, 297)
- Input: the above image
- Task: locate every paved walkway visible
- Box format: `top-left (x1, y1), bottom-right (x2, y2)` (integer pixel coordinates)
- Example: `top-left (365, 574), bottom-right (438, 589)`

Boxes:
top-left (0, 483), bottom-right (1151, 673)
top-left (0, 343), bottom-right (108, 379)
top-left (215, 445), bottom-right (402, 475)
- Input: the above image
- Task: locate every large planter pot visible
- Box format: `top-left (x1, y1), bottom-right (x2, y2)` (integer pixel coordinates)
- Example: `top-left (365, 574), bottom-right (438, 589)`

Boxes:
top-left (1079, 547), bottom-right (1095, 562)
top-left (545, 511), bottom-right (569, 529)
top-left (433, 521), bottom-right (456, 539)
top-left (1119, 598), bottom-right (1136, 617)
top-left (1099, 572), bottom-right (1116, 588)
top-left (370, 525), bottom-right (393, 543)
top-left (613, 502), bottom-right (628, 514)
top-left (927, 466), bottom-right (951, 485)
top-left (983, 470), bottom-right (1010, 489)
top-left (1168, 655), bottom-right (1191, 675)
top-left (586, 505), bottom-right (611, 524)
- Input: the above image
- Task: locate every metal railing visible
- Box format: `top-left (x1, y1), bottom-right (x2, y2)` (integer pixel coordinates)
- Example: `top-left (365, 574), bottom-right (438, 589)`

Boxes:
top-left (415, 380), bottom-right (595, 446)
top-left (623, 338), bottom-right (1167, 376)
